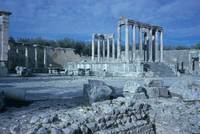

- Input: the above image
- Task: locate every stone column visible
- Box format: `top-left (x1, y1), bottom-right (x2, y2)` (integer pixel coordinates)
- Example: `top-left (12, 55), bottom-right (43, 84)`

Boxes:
top-left (155, 30), bottom-right (159, 62)
top-left (160, 30), bottom-right (164, 62)
top-left (103, 39), bottom-right (105, 59)
top-left (117, 25), bottom-right (121, 60)
top-left (132, 25), bottom-right (136, 62)
top-left (34, 45), bottom-right (38, 68)
top-left (91, 34), bottom-right (95, 61)
top-left (0, 12), bottom-right (11, 64)
top-left (144, 32), bottom-right (148, 62)
top-left (125, 22), bottom-right (129, 62)
top-left (107, 38), bottom-right (110, 60)
top-left (139, 27), bottom-right (143, 61)
top-left (25, 45), bottom-right (28, 67)
top-left (43, 47), bottom-right (47, 68)
top-left (149, 29), bottom-right (153, 62)
top-left (97, 39), bottom-right (100, 62)
top-left (112, 35), bottom-right (115, 60)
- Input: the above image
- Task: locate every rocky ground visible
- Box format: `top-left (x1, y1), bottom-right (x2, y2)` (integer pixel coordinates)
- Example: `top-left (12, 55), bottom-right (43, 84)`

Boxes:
top-left (0, 76), bottom-right (200, 134)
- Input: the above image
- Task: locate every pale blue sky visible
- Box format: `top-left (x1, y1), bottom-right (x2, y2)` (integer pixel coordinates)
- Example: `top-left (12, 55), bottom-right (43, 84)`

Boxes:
top-left (0, 0), bottom-right (200, 45)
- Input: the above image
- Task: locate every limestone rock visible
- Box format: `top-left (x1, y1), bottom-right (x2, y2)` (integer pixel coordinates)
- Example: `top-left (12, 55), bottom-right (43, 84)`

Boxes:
top-left (83, 80), bottom-right (113, 103)
top-left (123, 81), bottom-right (141, 94)
top-left (36, 127), bottom-right (48, 134)
top-left (50, 128), bottom-right (62, 134)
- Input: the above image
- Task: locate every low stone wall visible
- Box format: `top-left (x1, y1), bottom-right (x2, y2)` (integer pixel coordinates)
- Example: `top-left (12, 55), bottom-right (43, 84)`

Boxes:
top-left (27, 97), bottom-right (155, 134)
top-left (65, 62), bottom-right (144, 77)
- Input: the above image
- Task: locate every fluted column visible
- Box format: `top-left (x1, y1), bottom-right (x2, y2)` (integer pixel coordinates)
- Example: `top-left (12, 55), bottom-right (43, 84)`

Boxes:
top-left (107, 38), bottom-right (110, 60)
top-left (144, 32), bottom-right (148, 62)
top-left (97, 39), bottom-right (100, 62)
top-left (34, 45), bottom-right (38, 68)
top-left (112, 35), bottom-right (115, 60)
top-left (160, 30), bottom-right (164, 62)
top-left (117, 25), bottom-right (121, 60)
top-left (139, 27), bottom-right (143, 61)
top-left (25, 45), bottom-right (28, 67)
top-left (125, 22), bottom-right (129, 62)
top-left (43, 47), bottom-right (47, 68)
top-left (91, 34), bottom-right (95, 61)
top-left (155, 30), bottom-right (159, 62)
top-left (103, 39), bottom-right (105, 59)
top-left (149, 29), bottom-right (153, 62)
top-left (132, 25), bottom-right (136, 62)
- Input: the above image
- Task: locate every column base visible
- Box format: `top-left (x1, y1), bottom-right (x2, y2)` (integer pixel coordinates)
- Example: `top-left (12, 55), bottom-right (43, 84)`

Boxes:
top-left (0, 61), bottom-right (8, 76)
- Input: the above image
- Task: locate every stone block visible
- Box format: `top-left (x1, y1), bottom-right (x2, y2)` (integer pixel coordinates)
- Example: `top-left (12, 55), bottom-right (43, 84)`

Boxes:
top-left (83, 80), bottom-right (113, 103)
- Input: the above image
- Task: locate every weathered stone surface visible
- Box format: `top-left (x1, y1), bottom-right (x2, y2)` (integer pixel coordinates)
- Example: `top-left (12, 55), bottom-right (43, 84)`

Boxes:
top-left (50, 128), bottom-right (62, 134)
top-left (36, 127), bottom-right (48, 134)
top-left (123, 81), bottom-right (141, 94)
top-left (168, 78), bottom-right (200, 100)
top-left (145, 79), bottom-right (164, 87)
top-left (83, 80), bottom-right (114, 103)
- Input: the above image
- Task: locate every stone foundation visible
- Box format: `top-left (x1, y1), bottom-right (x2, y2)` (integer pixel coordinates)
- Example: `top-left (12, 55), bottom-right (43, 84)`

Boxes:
top-left (0, 62), bottom-right (7, 76)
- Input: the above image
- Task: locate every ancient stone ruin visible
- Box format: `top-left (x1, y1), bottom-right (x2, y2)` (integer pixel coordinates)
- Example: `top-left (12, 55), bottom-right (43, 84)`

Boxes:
top-left (0, 10), bottom-right (200, 134)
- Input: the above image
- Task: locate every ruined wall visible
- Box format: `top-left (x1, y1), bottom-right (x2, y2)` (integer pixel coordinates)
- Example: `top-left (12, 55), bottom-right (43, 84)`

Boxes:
top-left (163, 50), bottom-right (200, 73)
top-left (47, 48), bottom-right (81, 67)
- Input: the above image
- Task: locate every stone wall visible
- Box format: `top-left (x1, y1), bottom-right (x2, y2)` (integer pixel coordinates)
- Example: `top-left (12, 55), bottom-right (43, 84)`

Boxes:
top-left (163, 50), bottom-right (200, 73)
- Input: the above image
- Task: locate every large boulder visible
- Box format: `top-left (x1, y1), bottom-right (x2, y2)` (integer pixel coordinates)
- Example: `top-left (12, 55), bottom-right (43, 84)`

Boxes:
top-left (123, 81), bottom-right (149, 99)
top-left (83, 80), bottom-right (115, 103)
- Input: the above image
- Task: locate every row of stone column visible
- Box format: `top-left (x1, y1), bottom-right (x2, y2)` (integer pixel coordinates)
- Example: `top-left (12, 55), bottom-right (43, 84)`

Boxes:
top-left (117, 23), bottom-right (164, 62)
top-left (92, 34), bottom-right (115, 62)
top-left (24, 44), bottom-right (47, 68)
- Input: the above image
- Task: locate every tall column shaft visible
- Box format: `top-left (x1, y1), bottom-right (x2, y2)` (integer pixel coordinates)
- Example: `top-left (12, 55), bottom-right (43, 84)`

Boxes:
top-left (160, 31), bottom-right (164, 62)
top-left (149, 29), bottom-right (153, 62)
top-left (25, 46), bottom-right (28, 67)
top-left (34, 46), bottom-right (38, 68)
top-left (155, 30), bottom-right (159, 62)
top-left (97, 39), bottom-right (100, 62)
top-left (125, 23), bottom-right (129, 62)
top-left (0, 17), bottom-right (4, 61)
top-left (117, 25), bottom-right (121, 60)
top-left (91, 35), bottom-right (95, 61)
top-left (132, 25), bottom-right (136, 62)
top-left (112, 37), bottom-right (115, 60)
top-left (44, 47), bottom-right (47, 68)
top-left (107, 38), bottom-right (110, 60)
top-left (103, 39), bottom-right (105, 59)
top-left (139, 27), bottom-right (143, 61)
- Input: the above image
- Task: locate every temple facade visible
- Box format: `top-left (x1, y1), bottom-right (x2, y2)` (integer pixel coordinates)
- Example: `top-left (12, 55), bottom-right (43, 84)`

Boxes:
top-left (91, 17), bottom-right (164, 63)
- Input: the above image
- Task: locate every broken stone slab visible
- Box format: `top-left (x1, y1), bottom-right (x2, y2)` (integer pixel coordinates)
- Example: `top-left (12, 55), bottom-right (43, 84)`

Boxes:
top-left (123, 81), bottom-right (141, 94)
top-left (147, 87), bottom-right (170, 98)
top-left (122, 81), bottom-right (149, 99)
top-left (83, 80), bottom-right (120, 104)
